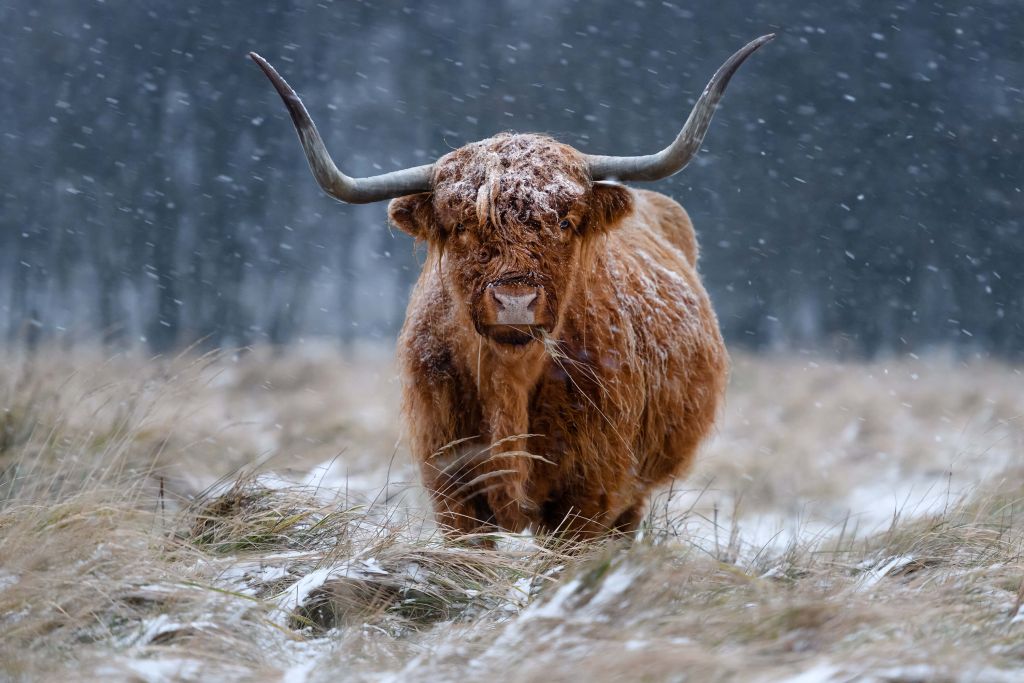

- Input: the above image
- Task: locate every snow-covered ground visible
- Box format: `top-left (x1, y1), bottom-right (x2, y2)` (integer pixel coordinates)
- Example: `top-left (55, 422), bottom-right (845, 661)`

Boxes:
top-left (1, 346), bottom-right (1023, 681)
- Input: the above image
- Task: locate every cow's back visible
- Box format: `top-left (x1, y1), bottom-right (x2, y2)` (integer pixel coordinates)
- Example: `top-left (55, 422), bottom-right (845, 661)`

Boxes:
top-left (630, 188), bottom-right (699, 266)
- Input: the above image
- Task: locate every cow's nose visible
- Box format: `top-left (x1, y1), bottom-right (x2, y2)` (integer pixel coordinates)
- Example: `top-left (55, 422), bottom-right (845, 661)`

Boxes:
top-left (490, 285), bottom-right (539, 325)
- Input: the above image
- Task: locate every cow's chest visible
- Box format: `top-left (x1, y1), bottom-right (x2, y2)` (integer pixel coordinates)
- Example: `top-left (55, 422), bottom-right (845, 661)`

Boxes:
top-left (524, 351), bottom-right (624, 459)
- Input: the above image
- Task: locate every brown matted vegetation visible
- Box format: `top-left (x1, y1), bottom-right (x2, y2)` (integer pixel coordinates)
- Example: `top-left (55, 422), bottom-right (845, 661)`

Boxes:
top-left (1, 345), bottom-right (1022, 681)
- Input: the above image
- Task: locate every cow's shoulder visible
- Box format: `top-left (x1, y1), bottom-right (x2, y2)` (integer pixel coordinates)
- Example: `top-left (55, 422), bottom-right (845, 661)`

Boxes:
top-left (399, 274), bottom-right (465, 385)
top-left (628, 189), bottom-right (698, 266)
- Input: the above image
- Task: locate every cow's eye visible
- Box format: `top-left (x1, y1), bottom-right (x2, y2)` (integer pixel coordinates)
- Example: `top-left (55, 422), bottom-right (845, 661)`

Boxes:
top-left (453, 222), bottom-right (465, 235)
top-left (559, 219), bottom-right (572, 230)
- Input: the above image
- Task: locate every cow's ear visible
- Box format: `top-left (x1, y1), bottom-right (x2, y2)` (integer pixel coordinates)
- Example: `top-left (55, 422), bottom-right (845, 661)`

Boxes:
top-left (588, 182), bottom-right (633, 232)
top-left (388, 193), bottom-right (438, 241)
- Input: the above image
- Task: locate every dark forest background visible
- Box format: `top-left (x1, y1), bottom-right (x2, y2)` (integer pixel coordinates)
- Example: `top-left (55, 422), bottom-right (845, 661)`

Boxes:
top-left (1, 0), bottom-right (1021, 357)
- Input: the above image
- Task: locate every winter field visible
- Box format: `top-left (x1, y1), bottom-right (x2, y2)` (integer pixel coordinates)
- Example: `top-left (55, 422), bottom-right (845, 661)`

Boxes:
top-left (1, 345), bottom-right (1023, 682)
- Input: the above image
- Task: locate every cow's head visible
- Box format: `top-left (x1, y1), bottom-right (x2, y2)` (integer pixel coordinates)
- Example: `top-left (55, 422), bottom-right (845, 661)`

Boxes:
top-left (249, 34), bottom-right (772, 347)
top-left (388, 133), bottom-right (632, 345)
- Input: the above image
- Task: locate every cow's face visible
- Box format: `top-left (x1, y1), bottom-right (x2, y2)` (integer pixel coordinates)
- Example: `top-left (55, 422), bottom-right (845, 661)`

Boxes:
top-left (389, 134), bottom-right (632, 347)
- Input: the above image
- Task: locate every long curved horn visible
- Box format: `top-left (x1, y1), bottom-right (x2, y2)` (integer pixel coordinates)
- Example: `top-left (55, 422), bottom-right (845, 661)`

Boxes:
top-left (249, 52), bottom-right (433, 204)
top-left (586, 34), bottom-right (774, 182)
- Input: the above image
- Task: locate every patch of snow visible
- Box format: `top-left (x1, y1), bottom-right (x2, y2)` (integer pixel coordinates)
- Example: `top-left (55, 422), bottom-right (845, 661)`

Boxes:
top-left (302, 459), bottom-right (387, 494)
top-left (281, 659), bottom-right (319, 683)
top-left (844, 479), bottom-right (953, 533)
top-left (858, 555), bottom-right (916, 590)
top-left (523, 577), bottom-right (582, 621)
top-left (274, 558), bottom-right (390, 618)
top-left (136, 614), bottom-right (174, 644)
top-left (276, 566), bottom-right (341, 614)
top-left (400, 561), bottom-right (426, 584)
top-left (256, 565), bottom-right (290, 583)
top-left (133, 583), bottom-right (180, 594)
top-left (474, 560), bottom-right (639, 667)
top-left (121, 657), bottom-right (202, 682)
top-left (864, 665), bottom-right (937, 681)
top-left (359, 557), bottom-right (389, 576)
top-left (0, 570), bottom-right (19, 591)
top-left (505, 575), bottom-right (534, 609)
top-left (496, 530), bottom-right (539, 552)
top-left (586, 565), bottom-right (635, 609)
top-left (259, 550), bottom-right (319, 562)
top-left (2, 605), bottom-right (30, 625)
top-left (125, 615), bottom-right (217, 647)
top-left (774, 661), bottom-right (842, 683)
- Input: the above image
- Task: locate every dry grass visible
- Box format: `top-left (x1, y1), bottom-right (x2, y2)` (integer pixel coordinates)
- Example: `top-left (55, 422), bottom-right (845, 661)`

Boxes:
top-left (1, 344), bottom-right (1023, 682)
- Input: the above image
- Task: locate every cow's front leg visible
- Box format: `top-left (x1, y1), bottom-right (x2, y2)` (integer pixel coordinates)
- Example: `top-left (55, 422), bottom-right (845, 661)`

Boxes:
top-left (481, 387), bottom-right (536, 533)
top-left (419, 443), bottom-right (499, 538)
top-left (400, 356), bottom-right (500, 539)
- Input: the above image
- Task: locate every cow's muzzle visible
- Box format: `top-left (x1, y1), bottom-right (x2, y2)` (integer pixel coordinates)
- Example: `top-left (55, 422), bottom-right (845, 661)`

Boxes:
top-left (491, 284), bottom-right (539, 325)
top-left (478, 280), bottom-right (553, 345)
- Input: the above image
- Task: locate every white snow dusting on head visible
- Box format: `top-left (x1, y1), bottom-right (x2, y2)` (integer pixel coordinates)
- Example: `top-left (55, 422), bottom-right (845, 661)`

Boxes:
top-left (432, 133), bottom-right (589, 230)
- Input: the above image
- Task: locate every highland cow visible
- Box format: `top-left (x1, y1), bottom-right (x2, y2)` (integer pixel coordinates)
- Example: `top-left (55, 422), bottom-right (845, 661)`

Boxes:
top-left (251, 35), bottom-right (772, 539)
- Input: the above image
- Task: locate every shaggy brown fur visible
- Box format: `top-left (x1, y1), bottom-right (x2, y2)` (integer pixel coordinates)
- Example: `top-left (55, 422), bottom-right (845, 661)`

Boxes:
top-left (389, 133), bottom-right (727, 539)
